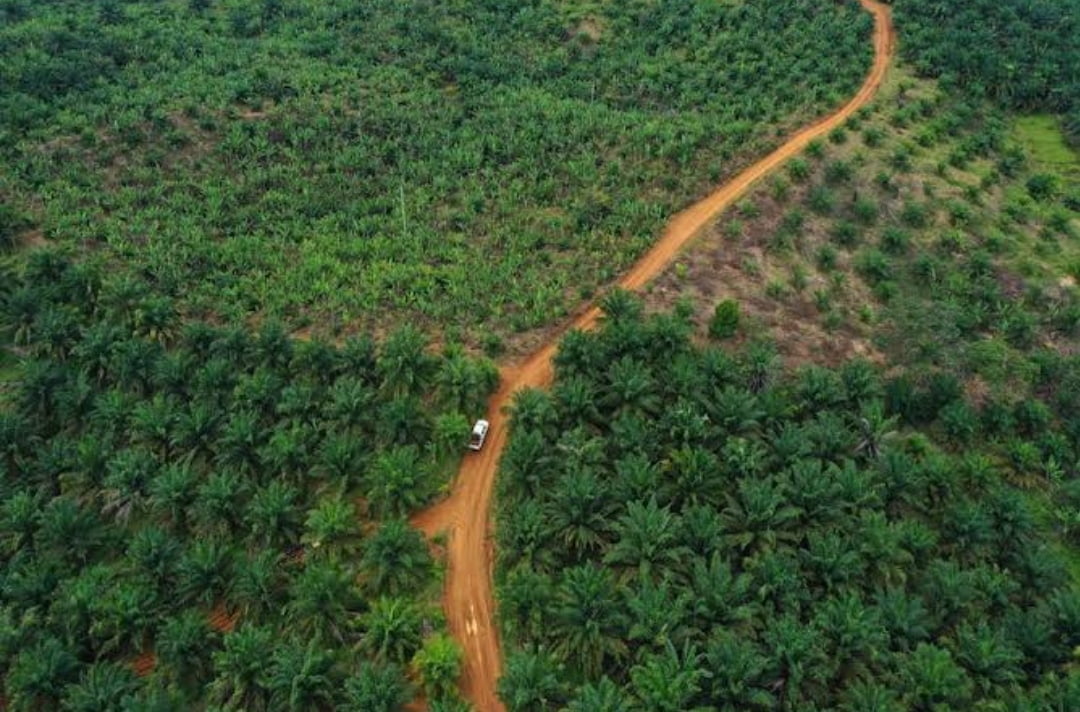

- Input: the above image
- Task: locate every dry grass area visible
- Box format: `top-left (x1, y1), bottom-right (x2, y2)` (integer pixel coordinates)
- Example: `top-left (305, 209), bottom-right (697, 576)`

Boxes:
top-left (641, 69), bottom-right (1080, 379)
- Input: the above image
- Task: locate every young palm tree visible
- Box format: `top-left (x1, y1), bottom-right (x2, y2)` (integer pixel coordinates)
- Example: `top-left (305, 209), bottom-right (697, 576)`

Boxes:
top-left (324, 376), bottom-right (377, 431)
top-left (838, 679), bottom-right (904, 712)
top-left (245, 480), bottom-right (302, 548)
top-left (192, 470), bottom-right (248, 538)
top-left (497, 565), bottom-right (555, 646)
top-left (600, 357), bottom-right (660, 419)
top-left (126, 526), bottom-right (180, 591)
top-left (176, 538), bottom-right (233, 606)
top-left (898, 643), bottom-right (973, 710)
top-left (303, 495), bottom-right (361, 556)
top-left (624, 574), bottom-right (693, 651)
top-left (376, 326), bottom-right (434, 398)
top-left (720, 477), bottom-right (802, 557)
top-left (148, 463), bottom-right (197, 533)
top-left (365, 446), bottom-right (430, 519)
top-left (689, 553), bottom-right (757, 630)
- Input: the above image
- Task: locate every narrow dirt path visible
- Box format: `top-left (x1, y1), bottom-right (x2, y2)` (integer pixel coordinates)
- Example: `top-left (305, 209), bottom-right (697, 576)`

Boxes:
top-left (411, 3), bottom-right (894, 709)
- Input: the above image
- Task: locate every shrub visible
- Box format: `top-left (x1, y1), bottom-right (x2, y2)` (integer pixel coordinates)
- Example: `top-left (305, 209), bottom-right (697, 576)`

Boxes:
top-left (853, 197), bottom-right (878, 225)
top-left (881, 227), bottom-right (911, 254)
top-left (856, 249), bottom-right (892, 285)
top-left (890, 146), bottom-right (913, 172)
top-left (824, 160), bottom-right (853, 184)
top-left (817, 245), bottom-right (838, 271)
top-left (940, 400), bottom-right (978, 443)
top-left (831, 221), bottom-right (860, 248)
top-left (770, 176), bottom-right (791, 202)
top-left (788, 158), bottom-right (811, 182)
top-left (0, 204), bottom-right (29, 252)
top-left (828, 127), bottom-right (848, 144)
top-left (1026, 173), bottom-right (1061, 202)
top-left (808, 186), bottom-right (835, 215)
top-left (709, 300), bottom-right (741, 340)
top-left (862, 127), bottom-right (885, 147)
top-left (901, 201), bottom-right (930, 228)
top-left (782, 209), bottom-right (806, 233)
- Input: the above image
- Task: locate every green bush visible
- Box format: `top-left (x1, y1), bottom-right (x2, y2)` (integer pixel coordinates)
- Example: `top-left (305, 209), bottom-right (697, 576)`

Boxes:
top-left (709, 299), bottom-right (741, 340)
top-left (1026, 173), bottom-right (1061, 202)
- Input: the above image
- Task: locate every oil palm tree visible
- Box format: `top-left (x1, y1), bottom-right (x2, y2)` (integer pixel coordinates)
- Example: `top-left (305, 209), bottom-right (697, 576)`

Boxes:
top-left (360, 518), bottom-right (433, 596)
top-left (498, 646), bottom-right (567, 712)
top-left (60, 661), bottom-right (138, 712)
top-left (342, 662), bottom-right (411, 712)
top-left (603, 497), bottom-right (688, 581)
top-left (207, 623), bottom-right (274, 711)
top-left (358, 597), bottom-right (423, 664)
top-left (551, 564), bottom-right (628, 677)
top-left (628, 641), bottom-right (709, 712)
top-left (265, 638), bottom-right (338, 711)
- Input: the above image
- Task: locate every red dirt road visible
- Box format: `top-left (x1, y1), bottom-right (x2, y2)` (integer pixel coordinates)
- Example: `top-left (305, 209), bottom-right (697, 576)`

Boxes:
top-left (410, 3), bottom-right (894, 709)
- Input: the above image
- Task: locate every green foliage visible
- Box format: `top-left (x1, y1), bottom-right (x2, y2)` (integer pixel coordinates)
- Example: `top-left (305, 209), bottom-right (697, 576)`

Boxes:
top-left (0, 254), bottom-right (494, 707)
top-left (895, 0), bottom-right (1080, 143)
top-left (412, 633), bottom-right (463, 701)
top-left (709, 300), bottom-right (740, 340)
top-left (496, 306), bottom-right (1080, 709)
top-left (0, 0), bottom-right (873, 345)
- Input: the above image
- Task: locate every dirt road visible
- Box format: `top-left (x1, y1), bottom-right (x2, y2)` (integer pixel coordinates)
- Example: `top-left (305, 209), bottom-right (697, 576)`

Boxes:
top-left (410, 2), bottom-right (894, 709)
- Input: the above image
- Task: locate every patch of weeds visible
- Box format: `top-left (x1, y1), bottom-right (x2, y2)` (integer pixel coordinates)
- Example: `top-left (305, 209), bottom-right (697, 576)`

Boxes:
top-left (862, 127), bottom-right (884, 148)
top-left (853, 197), bottom-right (878, 225)
top-left (788, 158), bottom-right (811, 182)
top-left (881, 227), bottom-right (911, 255)
top-left (808, 186), bottom-right (835, 216)
top-left (817, 245), bottom-right (839, 271)
top-left (856, 248), bottom-right (893, 285)
top-left (825, 160), bottom-right (854, 184)
top-left (765, 280), bottom-right (789, 299)
top-left (723, 218), bottom-right (744, 241)
top-left (741, 257), bottom-right (762, 277)
top-left (790, 264), bottom-right (809, 293)
top-left (830, 221), bottom-right (860, 248)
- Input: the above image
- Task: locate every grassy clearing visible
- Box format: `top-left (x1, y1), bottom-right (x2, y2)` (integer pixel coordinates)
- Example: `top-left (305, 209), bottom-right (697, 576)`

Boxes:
top-left (1015, 115), bottom-right (1080, 184)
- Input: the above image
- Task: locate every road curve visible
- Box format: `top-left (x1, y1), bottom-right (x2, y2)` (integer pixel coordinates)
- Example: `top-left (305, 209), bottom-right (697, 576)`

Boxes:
top-left (410, 3), bottom-right (894, 709)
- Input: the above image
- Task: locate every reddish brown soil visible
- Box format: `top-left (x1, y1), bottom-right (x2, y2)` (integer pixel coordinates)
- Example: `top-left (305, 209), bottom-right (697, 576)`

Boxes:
top-left (410, 3), bottom-right (896, 710)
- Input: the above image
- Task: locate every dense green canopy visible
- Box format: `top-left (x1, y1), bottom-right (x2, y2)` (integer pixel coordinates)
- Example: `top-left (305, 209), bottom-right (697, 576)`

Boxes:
top-left (495, 294), bottom-right (1080, 710)
top-left (0, 0), bottom-right (871, 345)
top-left (0, 253), bottom-right (495, 709)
